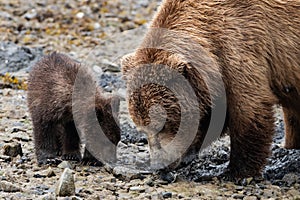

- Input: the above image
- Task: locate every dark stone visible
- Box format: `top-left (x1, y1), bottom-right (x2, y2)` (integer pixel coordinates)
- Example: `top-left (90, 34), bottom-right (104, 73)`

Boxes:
top-left (0, 42), bottom-right (43, 73)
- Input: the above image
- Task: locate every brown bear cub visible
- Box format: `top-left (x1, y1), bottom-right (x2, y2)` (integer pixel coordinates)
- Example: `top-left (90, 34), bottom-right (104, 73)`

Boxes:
top-left (27, 52), bottom-right (121, 165)
top-left (121, 0), bottom-right (300, 179)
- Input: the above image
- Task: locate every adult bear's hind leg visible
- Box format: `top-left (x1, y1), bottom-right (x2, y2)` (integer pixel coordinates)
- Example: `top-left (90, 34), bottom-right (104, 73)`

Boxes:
top-left (283, 107), bottom-right (300, 149)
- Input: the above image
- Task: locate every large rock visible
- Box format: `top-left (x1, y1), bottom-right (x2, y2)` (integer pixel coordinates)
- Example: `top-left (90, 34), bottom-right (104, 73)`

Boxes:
top-left (55, 168), bottom-right (76, 197)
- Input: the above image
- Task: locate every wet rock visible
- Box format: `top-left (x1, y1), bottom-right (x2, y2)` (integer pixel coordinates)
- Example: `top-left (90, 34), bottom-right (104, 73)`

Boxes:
top-left (159, 171), bottom-right (177, 184)
top-left (120, 122), bottom-right (148, 144)
top-left (55, 168), bottom-right (75, 197)
top-left (0, 180), bottom-right (21, 192)
top-left (33, 173), bottom-right (47, 179)
top-left (176, 137), bottom-right (230, 182)
top-left (0, 42), bottom-right (43, 73)
top-left (162, 192), bottom-right (172, 199)
top-left (175, 114), bottom-right (300, 184)
top-left (282, 173), bottom-right (299, 186)
top-left (2, 142), bottom-right (23, 157)
top-left (264, 147), bottom-right (300, 182)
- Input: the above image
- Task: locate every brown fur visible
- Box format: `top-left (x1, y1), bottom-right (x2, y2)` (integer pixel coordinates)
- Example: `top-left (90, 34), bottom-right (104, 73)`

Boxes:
top-left (27, 52), bottom-right (120, 165)
top-left (122, 0), bottom-right (300, 178)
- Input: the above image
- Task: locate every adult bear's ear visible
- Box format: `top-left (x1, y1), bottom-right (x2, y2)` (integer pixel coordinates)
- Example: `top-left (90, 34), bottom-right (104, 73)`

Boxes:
top-left (168, 53), bottom-right (190, 75)
top-left (120, 53), bottom-right (136, 77)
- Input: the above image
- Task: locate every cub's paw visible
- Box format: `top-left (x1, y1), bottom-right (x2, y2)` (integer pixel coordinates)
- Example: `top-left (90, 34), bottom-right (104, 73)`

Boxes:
top-left (37, 157), bottom-right (62, 166)
top-left (36, 150), bottom-right (61, 166)
top-left (61, 151), bottom-right (82, 161)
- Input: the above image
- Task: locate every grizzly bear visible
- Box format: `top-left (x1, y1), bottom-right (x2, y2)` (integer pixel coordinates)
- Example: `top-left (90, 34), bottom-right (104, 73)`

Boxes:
top-left (121, 0), bottom-right (300, 178)
top-left (27, 52), bottom-right (120, 165)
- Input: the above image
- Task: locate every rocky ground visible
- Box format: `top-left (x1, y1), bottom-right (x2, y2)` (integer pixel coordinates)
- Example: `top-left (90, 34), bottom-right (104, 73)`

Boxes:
top-left (0, 0), bottom-right (299, 199)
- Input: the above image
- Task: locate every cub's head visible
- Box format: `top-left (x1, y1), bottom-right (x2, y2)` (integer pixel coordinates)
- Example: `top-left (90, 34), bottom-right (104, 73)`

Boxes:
top-left (95, 95), bottom-right (121, 146)
top-left (121, 48), bottom-right (212, 170)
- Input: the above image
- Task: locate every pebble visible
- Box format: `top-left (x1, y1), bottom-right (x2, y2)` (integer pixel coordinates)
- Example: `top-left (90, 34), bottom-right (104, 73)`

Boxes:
top-left (235, 186), bottom-right (244, 191)
top-left (243, 196), bottom-right (257, 200)
top-left (37, 167), bottom-right (56, 178)
top-left (55, 168), bottom-right (75, 197)
top-left (11, 131), bottom-right (30, 142)
top-left (102, 182), bottom-right (116, 192)
top-left (2, 142), bottom-right (23, 157)
top-left (129, 186), bottom-right (146, 193)
top-left (23, 9), bottom-right (37, 20)
top-left (101, 59), bottom-right (121, 72)
top-left (57, 196), bottom-right (83, 200)
top-left (113, 166), bottom-right (150, 181)
top-left (0, 180), bottom-right (21, 192)
top-left (162, 192), bottom-right (172, 199)
top-left (93, 65), bottom-right (104, 74)
top-left (58, 161), bottom-right (74, 169)
top-left (231, 193), bottom-right (245, 199)
top-left (0, 155), bottom-right (11, 162)
top-left (287, 189), bottom-right (300, 197)
top-left (76, 12), bottom-right (85, 19)
top-left (40, 193), bottom-right (56, 200)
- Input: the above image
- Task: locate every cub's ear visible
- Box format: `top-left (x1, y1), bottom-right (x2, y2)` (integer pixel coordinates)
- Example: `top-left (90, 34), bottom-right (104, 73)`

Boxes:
top-left (120, 53), bottom-right (135, 76)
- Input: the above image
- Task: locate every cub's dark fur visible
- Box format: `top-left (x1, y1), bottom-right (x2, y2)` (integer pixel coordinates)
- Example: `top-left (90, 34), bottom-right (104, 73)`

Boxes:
top-left (27, 52), bottom-right (120, 165)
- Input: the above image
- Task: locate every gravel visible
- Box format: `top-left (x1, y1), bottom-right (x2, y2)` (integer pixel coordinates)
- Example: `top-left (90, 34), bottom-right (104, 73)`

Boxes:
top-left (0, 0), bottom-right (299, 199)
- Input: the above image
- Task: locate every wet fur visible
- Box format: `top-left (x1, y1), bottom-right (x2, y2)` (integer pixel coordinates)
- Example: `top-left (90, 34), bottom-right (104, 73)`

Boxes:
top-left (27, 53), bottom-right (120, 165)
top-left (122, 0), bottom-right (300, 178)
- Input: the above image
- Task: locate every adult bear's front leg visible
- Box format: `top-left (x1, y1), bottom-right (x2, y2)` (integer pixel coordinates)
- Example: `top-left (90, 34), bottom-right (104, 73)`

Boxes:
top-left (227, 94), bottom-right (275, 179)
